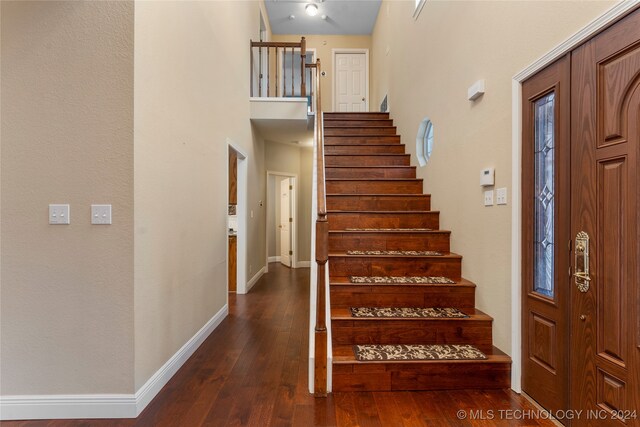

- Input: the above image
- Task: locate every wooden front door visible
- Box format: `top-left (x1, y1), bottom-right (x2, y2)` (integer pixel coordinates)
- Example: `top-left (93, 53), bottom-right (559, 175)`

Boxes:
top-left (521, 55), bottom-right (571, 416)
top-left (523, 9), bottom-right (640, 425)
top-left (570, 10), bottom-right (640, 426)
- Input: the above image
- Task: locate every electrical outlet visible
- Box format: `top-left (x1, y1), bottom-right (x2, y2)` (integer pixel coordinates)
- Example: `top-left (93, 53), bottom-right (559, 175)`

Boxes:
top-left (49, 204), bottom-right (70, 224)
top-left (496, 187), bottom-right (508, 205)
top-left (484, 190), bottom-right (494, 207)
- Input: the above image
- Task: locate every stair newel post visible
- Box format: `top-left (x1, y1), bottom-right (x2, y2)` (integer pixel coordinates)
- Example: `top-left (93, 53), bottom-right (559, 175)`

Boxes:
top-left (314, 216), bottom-right (328, 397)
top-left (300, 37), bottom-right (306, 99)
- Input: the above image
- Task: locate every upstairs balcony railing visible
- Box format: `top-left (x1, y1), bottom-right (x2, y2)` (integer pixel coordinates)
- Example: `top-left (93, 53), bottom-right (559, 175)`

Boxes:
top-left (250, 37), bottom-right (317, 111)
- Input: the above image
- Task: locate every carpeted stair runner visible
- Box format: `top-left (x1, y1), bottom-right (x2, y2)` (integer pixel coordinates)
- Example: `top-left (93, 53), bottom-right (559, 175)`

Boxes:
top-left (346, 250), bottom-right (442, 256)
top-left (350, 307), bottom-right (468, 318)
top-left (349, 276), bottom-right (455, 284)
top-left (353, 344), bottom-right (487, 361)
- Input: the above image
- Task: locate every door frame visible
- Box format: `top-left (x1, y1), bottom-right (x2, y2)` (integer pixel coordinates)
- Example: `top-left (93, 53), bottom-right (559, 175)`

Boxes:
top-left (227, 139), bottom-right (248, 295)
top-left (331, 48), bottom-right (370, 112)
top-left (265, 170), bottom-right (298, 272)
top-left (510, 1), bottom-right (639, 393)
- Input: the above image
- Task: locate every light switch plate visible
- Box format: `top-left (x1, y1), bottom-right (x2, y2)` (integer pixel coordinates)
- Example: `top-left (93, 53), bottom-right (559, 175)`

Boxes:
top-left (496, 187), bottom-right (508, 205)
top-left (484, 190), bottom-right (494, 206)
top-left (91, 204), bottom-right (112, 224)
top-left (49, 204), bottom-right (70, 224)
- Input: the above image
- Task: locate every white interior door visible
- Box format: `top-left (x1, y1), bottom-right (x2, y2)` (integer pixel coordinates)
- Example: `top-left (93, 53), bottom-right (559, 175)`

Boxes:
top-left (335, 53), bottom-right (367, 112)
top-left (280, 178), bottom-right (292, 267)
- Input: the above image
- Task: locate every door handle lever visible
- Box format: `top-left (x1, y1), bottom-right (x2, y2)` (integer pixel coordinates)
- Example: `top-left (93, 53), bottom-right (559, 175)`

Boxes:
top-left (574, 231), bottom-right (590, 292)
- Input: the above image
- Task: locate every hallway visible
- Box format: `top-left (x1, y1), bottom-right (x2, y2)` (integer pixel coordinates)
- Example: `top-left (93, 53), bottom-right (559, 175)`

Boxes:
top-left (4, 264), bottom-right (556, 426)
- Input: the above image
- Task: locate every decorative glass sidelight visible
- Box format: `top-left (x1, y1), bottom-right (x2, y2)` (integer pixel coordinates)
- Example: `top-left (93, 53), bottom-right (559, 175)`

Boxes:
top-left (533, 93), bottom-right (555, 298)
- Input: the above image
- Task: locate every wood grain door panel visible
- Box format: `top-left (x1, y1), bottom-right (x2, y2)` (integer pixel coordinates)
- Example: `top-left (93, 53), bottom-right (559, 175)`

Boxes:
top-left (522, 55), bottom-right (571, 416)
top-left (570, 9), bottom-right (640, 425)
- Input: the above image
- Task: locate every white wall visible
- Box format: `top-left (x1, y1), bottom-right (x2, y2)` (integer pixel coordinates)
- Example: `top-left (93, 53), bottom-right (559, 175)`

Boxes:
top-left (370, 0), bottom-right (616, 355)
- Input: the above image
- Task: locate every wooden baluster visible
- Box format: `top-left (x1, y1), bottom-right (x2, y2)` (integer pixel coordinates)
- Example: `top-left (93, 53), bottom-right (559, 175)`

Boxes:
top-left (291, 48), bottom-right (294, 96)
top-left (267, 47), bottom-right (270, 97)
top-left (259, 46), bottom-right (263, 97)
top-left (276, 48), bottom-right (279, 97)
top-left (300, 37), bottom-right (306, 99)
top-left (250, 41), bottom-right (253, 97)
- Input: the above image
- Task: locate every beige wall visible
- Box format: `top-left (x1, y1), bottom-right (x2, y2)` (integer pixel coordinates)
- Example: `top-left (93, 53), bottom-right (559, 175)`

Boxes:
top-left (265, 142), bottom-right (313, 263)
top-left (133, 1), bottom-right (270, 389)
top-left (1, 1), bottom-right (135, 394)
top-left (371, 0), bottom-right (616, 355)
top-left (272, 34), bottom-right (372, 112)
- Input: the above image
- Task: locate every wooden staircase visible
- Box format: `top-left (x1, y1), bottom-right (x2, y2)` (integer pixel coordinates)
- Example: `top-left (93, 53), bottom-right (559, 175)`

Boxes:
top-left (323, 112), bottom-right (511, 392)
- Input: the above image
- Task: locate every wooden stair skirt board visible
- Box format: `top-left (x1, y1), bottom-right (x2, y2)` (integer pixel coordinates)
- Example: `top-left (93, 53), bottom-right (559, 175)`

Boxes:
top-left (326, 194), bottom-right (431, 211)
top-left (323, 112), bottom-right (511, 392)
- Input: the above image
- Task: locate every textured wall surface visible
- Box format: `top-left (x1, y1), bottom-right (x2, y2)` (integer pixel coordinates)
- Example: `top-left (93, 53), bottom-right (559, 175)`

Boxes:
top-left (370, 0), bottom-right (616, 355)
top-left (1, 1), bottom-right (135, 394)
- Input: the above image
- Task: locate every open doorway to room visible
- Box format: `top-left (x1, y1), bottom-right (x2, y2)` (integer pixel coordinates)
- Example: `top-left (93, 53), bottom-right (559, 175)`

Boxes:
top-left (227, 141), bottom-right (248, 294)
top-left (265, 171), bottom-right (298, 272)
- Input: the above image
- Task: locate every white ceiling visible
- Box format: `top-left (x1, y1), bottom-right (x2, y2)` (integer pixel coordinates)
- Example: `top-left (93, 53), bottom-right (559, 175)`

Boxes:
top-left (264, 0), bottom-right (382, 35)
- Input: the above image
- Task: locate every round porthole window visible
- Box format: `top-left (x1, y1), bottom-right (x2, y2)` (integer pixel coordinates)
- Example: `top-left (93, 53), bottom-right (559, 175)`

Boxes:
top-left (416, 118), bottom-right (434, 167)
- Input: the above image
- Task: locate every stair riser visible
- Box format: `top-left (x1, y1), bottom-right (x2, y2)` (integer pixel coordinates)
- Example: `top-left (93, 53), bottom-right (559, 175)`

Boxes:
top-left (329, 232), bottom-right (450, 252)
top-left (327, 212), bottom-right (439, 230)
top-left (330, 285), bottom-right (476, 309)
top-left (324, 127), bottom-right (397, 136)
top-left (325, 113), bottom-right (390, 120)
top-left (327, 195), bottom-right (431, 211)
top-left (332, 362), bottom-right (511, 392)
top-left (326, 155), bottom-right (410, 166)
top-left (326, 167), bottom-right (416, 179)
top-left (331, 320), bottom-right (493, 351)
top-left (326, 180), bottom-right (423, 195)
top-left (324, 145), bottom-right (405, 155)
top-left (325, 136), bottom-right (401, 145)
top-left (324, 119), bottom-right (394, 127)
top-left (329, 257), bottom-right (462, 281)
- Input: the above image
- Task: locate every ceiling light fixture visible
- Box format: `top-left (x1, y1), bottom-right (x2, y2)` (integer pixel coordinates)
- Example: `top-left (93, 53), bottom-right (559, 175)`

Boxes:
top-left (321, 14), bottom-right (327, 20)
top-left (305, 3), bottom-right (319, 16)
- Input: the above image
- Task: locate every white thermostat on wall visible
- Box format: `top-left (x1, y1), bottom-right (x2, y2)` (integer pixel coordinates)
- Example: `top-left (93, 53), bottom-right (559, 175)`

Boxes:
top-left (480, 168), bottom-right (495, 187)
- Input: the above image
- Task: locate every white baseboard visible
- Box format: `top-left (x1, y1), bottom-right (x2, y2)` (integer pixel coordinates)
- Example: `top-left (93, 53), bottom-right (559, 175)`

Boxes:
top-left (0, 304), bottom-right (229, 421)
top-left (296, 261), bottom-right (311, 268)
top-left (245, 267), bottom-right (265, 293)
top-left (268, 256), bottom-right (281, 262)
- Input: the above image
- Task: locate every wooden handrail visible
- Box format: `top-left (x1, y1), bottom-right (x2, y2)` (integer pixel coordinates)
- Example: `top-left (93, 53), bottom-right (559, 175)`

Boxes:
top-left (312, 58), bottom-right (328, 397)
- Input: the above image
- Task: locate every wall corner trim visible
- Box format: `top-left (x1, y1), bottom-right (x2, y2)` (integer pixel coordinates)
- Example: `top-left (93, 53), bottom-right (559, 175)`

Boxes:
top-left (0, 304), bottom-right (229, 421)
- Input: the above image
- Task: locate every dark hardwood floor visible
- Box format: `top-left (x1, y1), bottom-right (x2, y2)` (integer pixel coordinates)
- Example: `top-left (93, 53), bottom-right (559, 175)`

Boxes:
top-left (3, 264), bottom-right (556, 426)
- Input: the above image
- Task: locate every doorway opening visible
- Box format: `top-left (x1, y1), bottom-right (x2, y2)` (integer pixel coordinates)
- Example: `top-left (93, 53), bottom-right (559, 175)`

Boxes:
top-left (265, 171), bottom-right (298, 272)
top-left (227, 140), bottom-right (248, 294)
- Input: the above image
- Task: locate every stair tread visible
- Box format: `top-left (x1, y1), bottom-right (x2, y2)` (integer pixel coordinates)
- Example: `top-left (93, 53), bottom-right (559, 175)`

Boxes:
top-left (325, 153), bottom-right (408, 156)
top-left (326, 178), bottom-right (422, 181)
top-left (330, 277), bottom-right (476, 287)
top-left (329, 229), bottom-right (451, 234)
top-left (331, 307), bottom-right (492, 321)
top-left (327, 210), bottom-right (437, 213)
top-left (327, 166), bottom-right (414, 168)
top-left (333, 344), bottom-right (511, 364)
top-left (327, 193), bottom-right (429, 197)
top-left (329, 251), bottom-right (462, 259)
